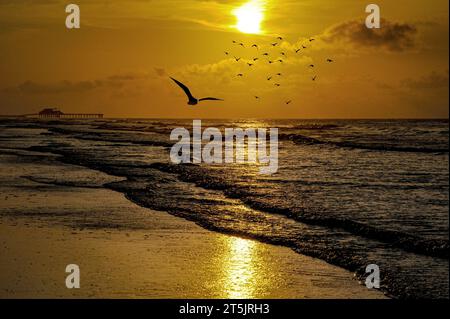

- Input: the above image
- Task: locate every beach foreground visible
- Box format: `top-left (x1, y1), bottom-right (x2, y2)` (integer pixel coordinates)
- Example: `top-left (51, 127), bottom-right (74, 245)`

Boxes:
top-left (0, 152), bottom-right (384, 298)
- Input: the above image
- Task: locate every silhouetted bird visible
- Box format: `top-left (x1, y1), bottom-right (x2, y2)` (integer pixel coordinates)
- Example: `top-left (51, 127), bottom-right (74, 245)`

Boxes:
top-left (277, 36), bottom-right (283, 40)
top-left (274, 83), bottom-right (281, 87)
top-left (278, 59), bottom-right (283, 63)
top-left (309, 64), bottom-right (314, 68)
top-left (295, 48), bottom-right (301, 53)
top-left (253, 58), bottom-right (259, 61)
top-left (234, 57), bottom-right (241, 62)
top-left (312, 76), bottom-right (317, 81)
top-left (276, 73), bottom-right (282, 76)
top-left (281, 52), bottom-right (286, 57)
top-left (247, 63), bottom-right (253, 66)
top-left (252, 44), bottom-right (258, 49)
top-left (267, 76), bottom-right (272, 81)
top-left (224, 52), bottom-right (229, 55)
top-left (271, 43), bottom-right (278, 46)
top-left (262, 53), bottom-right (269, 56)
top-left (302, 45), bottom-right (307, 49)
top-left (327, 59), bottom-right (334, 63)
top-left (309, 38), bottom-right (315, 42)
top-left (237, 73), bottom-right (244, 77)
top-left (239, 43), bottom-right (245, 47)
top-left (255, 96), bottom-right (260, 99)
top-left (232, 40), bottom-right (237, 44)
top-left (286, 100), bottom-right (292, 105)
top-left (268, 60), bottom-right (274, 64)
top-left (170, 77), bottom-right (223, 105)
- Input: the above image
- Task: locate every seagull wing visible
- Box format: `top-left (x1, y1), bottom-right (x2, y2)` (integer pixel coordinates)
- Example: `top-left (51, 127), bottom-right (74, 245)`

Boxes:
top-left (170, 77), bottom-right (195, 100)
top-left (199, 97), bottom-right (223, 102)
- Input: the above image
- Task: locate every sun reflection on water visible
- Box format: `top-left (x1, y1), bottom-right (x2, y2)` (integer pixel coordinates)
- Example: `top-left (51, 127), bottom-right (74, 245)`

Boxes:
top-left (222, 237), bottom-right (258, 299)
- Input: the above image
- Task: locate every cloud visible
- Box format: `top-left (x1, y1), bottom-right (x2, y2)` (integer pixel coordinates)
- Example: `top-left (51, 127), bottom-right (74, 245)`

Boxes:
top-left (5, 80), bottom-right (100, 94)
top-left (106, 72), bottom-right (150, 81)
top-left (154, 68), bottom-right (167, 77)
top-left (402, 71), bottom-right (449, 89)
top-left (2, 72), bottom-right (154, 95)
top-left (322, 19), bottom-right (418, 52)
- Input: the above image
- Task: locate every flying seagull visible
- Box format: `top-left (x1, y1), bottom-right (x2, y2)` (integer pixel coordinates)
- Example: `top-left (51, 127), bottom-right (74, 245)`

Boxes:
top-left (295, 48), bottom-right (301, 53)
top-left (271, 43), bottom-right (278, 46)
top-left (309, 38), bottom-right (315, 42)
top-left (224, 51), bottom-right (229, 55)
top-left (281, 52), bottom-right (286, 56)
top-left (170, 77), bottom-right (223, 106)
top-left (302, 45), bottom-right (307, 49)
top-left (327, 58), bottom-right (334, 63)
top-left (255, 96), bottom-right (260, 99)
top-left (309, 64), bottom-right (315, 68)
top-left (278, 59), bottom-right (283, 63)
top-left (286, 100), bottom-right (292, 105)
top-left (276, 73), bottom-right (282, 76)
top-left (267, 76), bottom-right (272, 81)
top-left (253, 58), bottom-right (259, 61)
top-left (234, 56), bottom-right (241, 62)
top-left (237, 73), bottom-right (244, 77)
top-left (262, 52), bottom-right (269, 56)
top-left (247, 63), bottom-right (254, 66)
top-left (312, 76), bottom-right (317, 81)
top-left (268, 60), bottom-right (274, 64)
top-left (252, 44), bottom-right (259, 49)
top-left (274, 83), bottom-right (281, 87)
top-left (239, 42), bottom-right (245, 47)
top-left (277, 36), bottom-right (283, 40)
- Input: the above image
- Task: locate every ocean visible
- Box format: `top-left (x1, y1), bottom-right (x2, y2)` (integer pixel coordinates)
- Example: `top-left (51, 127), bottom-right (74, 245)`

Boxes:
top-left (0, 118), bottom-right (448, 299)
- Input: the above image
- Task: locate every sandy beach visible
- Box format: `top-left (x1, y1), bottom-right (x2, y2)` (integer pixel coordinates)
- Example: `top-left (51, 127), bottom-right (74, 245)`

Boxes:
top-left (0, 152), bottom-right (385, 299)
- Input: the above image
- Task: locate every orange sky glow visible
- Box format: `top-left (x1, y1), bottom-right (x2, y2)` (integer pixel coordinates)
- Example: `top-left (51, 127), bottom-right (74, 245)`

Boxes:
top-left (0, 0), bottom-right (448, 118)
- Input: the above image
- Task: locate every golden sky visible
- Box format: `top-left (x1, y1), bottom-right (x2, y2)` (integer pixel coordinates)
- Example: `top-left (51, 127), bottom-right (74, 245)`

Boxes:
top-left (0, 0), bottom-right (448, 118)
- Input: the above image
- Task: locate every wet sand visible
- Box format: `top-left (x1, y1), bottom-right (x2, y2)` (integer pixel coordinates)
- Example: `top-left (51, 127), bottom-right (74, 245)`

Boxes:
top-left (0, 153), bottom-right (386, 298)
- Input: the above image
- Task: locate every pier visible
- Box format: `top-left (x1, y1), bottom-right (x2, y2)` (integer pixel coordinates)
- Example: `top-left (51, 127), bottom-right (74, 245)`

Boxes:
top-left (37, 108), bottom-right (103, 119)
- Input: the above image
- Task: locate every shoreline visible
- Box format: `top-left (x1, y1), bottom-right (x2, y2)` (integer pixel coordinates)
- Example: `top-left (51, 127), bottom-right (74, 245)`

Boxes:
top-left (0, 153), bottom-right (385, 299)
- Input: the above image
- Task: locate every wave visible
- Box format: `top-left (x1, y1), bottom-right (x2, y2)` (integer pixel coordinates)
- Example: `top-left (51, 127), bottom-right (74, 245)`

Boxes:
top-left (279, 133), bottom-right (449, 153)
top-left (93, 123), bottom-right (174, 135)
top-left (291, 124), bottom-right (340, 130)
top-left (47, 127), bottom-right (173, 148)
top-left (147, 162), bottom-right (449, 259)
top-left (30, 128), bottom-right (447, 252)
top-left (266, 178), bottom-right (449, 191)
top-left (21, 143), bottom-right (449, 299)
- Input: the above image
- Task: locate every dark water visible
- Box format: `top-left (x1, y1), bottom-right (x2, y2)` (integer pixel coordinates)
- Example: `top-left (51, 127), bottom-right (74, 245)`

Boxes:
top-left (0, 118), bottom-right (448, 299)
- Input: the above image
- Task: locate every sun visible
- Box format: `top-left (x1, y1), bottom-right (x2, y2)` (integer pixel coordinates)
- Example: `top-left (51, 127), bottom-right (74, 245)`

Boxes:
top-left (233, 1), bottom-right (264, 34)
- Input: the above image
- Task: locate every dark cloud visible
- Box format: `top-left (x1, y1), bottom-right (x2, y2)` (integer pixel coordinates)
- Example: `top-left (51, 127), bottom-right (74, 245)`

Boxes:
top-left (323, 19), bottom-right (418, 52)
top-left (376, 82), bottom-right (395, 90)
top-left (402, 71), bottom-right (449, 89)
top-left (154, 68), bottom-right (167, 77)
top-left (5, 80), bottom-right (100, 94)
top-left (3, 72), bottom-right (152, 95)
top-left (107, 73), bottom-right (150, 81)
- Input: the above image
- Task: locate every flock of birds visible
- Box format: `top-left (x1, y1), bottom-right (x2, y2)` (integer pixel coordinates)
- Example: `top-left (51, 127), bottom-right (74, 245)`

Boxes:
top-left (171, 36), bottom-right (335, 106)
